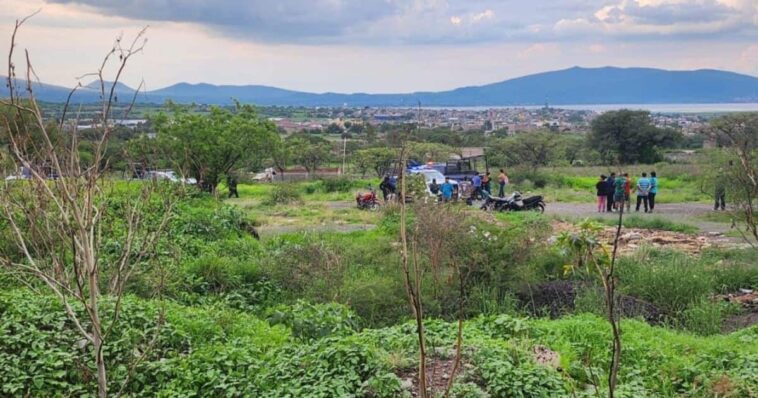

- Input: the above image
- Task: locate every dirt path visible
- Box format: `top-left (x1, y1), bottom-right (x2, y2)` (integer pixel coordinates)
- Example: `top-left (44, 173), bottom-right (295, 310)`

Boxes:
top-left (546, 202), bottom-right (732, 234)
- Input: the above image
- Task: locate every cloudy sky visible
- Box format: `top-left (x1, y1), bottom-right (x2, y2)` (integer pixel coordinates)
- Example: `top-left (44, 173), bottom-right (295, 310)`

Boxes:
top-left (0, 0), bottom-right (756, 93)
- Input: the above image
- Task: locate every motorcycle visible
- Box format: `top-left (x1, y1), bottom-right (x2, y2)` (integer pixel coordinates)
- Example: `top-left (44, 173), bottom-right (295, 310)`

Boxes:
top-left (480, 191), bottom-right (545, 213)
top-left (356, 187), bottom-right (381, 210)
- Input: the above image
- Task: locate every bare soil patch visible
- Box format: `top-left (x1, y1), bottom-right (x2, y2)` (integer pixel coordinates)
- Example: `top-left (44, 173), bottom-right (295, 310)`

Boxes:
top-left (397, 357), bottom-right (460, 398)
top-left (551, 220), bottom-right (736, 254)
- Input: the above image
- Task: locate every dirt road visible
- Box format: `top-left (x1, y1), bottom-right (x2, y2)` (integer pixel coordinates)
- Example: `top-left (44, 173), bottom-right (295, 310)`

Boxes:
top-left (546, 202), bottom-right (732, 234)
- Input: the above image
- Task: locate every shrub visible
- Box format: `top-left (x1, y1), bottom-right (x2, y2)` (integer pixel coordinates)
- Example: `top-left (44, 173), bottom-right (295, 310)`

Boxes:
top-left (450, 382), bottom-right (490, 398)
top-left (183, 255), bottom-right (241, 293)
top-left (474, 344), bottom-right (569, 397)
top-left (264, 184), bottom-right (303, 205)
top-left (266, 301), bottom-right (360, 341)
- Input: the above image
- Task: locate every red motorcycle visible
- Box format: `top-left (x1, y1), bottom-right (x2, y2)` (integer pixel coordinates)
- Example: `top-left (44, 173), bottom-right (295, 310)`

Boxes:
top-left (356, 187), bottom-right (380, 210)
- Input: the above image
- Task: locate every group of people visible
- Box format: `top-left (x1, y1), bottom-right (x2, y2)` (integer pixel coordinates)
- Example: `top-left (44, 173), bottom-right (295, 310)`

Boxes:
top-left (468, 169), bottom-right (510, 199)
top-left (596, 171), bottom-right (658, 213)
top-left (429, 177), bottom-right (455, 202)
top-left (379, 175), bottom-right (398, 201)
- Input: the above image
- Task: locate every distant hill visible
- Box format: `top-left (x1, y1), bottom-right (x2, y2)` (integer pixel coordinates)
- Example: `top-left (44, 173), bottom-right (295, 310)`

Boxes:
top-left (3, 67), bottom-right (758, 106)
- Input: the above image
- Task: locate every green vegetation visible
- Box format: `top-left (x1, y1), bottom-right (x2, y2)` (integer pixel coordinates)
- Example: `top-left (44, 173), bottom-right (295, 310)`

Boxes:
top-left (592, 216), bottom-right (699, 234)
top-left (3, 81), bottom-right (757, 397)
top-left (2, 186), bottom-right (757, 396)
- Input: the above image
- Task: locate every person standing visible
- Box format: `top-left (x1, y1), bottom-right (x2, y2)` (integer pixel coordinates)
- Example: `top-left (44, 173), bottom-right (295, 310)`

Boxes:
top-left (648, 171), bottom-right (658, 212)
top-left (623, 173), bottom-right (632, 212)
top-left (606, 172), bottom-right (616, 212)
top-left (379, 176), bottom-right (391, 202)
top-left (471, 172), bottom-right (482, 199)
top-left (636, 172), bottom-right (651, 212)
top-left (429, 178), bottom-right (440, 195)
top-left (227, 175), bottom-right (239, 198)
top-left (714, 176), bottom-right (726, 211)
top-left (498, 169), bottom-right (509, 198)
top-left (614, 173), bottom-right (626, 211)
top-left (596, 175), bottom-right (608, 213)
top-left (441, 177), bottom-right (454, 203)
top-left (482, 171), bottom-right (492, 195)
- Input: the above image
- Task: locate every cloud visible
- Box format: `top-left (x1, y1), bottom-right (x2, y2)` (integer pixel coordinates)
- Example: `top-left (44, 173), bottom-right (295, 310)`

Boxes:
top-left (556, 0), bottom-right (758, 39)
top-left (44, 0), bottom-right (756, 45)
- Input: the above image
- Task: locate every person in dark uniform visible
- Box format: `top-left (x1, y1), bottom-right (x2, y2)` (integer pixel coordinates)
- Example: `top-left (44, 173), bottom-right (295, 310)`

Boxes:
top-left (227, 175), bottom-right (239, 198)
top-left (606, 172), bottom-right (616, 212)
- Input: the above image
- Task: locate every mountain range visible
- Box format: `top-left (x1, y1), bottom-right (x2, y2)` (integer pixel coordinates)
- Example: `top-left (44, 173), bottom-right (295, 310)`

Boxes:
top-left (2, 66), bottom-right (757, 107)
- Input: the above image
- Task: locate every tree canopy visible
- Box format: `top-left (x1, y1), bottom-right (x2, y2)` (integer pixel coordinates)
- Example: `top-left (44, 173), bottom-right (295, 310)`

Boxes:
top-left (588, 110), bottom-right (681, 164)
top-left (153, 104), bottom-right (278, 191)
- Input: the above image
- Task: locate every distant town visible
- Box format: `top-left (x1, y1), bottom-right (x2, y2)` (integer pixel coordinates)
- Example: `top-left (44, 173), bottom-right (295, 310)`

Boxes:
top-left (265, 105), bottom-right (713, 136)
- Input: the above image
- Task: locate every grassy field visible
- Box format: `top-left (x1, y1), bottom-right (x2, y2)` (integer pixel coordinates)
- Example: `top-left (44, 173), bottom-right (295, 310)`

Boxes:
top-left (2, 175), bottom-right (757, 397)
top-left (509, 164), bottom-right (709, 204)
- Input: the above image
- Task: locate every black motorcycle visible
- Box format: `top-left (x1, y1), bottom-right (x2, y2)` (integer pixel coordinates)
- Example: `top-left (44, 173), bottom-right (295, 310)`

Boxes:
top-left (480, 192), bottom-right (545, 213)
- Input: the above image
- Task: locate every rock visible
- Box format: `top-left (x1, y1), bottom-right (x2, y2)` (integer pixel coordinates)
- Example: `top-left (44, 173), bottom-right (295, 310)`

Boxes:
top-left (401, 378), bottom-right (413, 391)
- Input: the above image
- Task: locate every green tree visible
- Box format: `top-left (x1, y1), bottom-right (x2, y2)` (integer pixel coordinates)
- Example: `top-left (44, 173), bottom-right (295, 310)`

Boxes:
top-left (154, 104), bottom-right (278, 192)
top-left (408, 142), bottom-right (454, 164)
top-left (707, 112), bottom-right (758, 242)
top-left (325, 122), bottom-right (345, 135)
top-left (354, 147), bottom-right (397, 177)
top-left (589, 110), bottom-right (681, 164)
top-left (287, 135), bottom-right (333, 177)
top-left (488, 131), bottom-right (560, 169)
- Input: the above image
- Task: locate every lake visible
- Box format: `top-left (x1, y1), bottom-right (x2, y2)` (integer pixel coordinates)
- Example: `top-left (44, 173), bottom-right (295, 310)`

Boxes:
top-left (425, 103), bottom-right (758, 113)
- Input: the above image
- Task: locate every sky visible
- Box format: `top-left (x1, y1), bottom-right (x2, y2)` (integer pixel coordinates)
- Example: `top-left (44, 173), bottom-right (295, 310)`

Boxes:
top-left (0, 0), bottom-right (756, 93)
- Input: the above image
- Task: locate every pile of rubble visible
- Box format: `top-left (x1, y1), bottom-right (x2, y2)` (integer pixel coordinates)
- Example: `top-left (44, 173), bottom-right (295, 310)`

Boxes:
top-left (718, 289), bottom-right (758, 332)
top-left (717, 289), bottom-right (758, 311)
top-left (550, 221), bottom-right (734, 254)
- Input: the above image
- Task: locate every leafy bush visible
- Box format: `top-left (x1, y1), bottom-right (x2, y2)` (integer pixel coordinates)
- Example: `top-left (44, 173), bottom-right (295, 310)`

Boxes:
top-left (264, 184), bottom-right (303, 205)
top-left (450, 382), bottom-right (490, 398)
top-left (266, 301), bottom-right (360, 341)
top-left (474, 344), bottom-right (569, 397)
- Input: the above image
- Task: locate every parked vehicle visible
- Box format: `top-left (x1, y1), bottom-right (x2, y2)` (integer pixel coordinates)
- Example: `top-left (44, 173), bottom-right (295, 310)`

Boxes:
top-left (142, 170), bottom-right (197, 185)
top-left (356, 187), bottom-right (380, 210)
top-left (409, 168), bottom-right (460, 198)
top-left (429, 158), bottom-right (481, 181)
top-left (480, 191), bottom-right (545, 213)
top-left (252, 167), bottom-right (277, 182)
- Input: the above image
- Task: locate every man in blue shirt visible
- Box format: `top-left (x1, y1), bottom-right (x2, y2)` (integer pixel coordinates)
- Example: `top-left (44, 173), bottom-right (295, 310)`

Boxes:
top-left (471, 172), bottom-right (482, 199)
top-left (648, 171), bottom-right (658, 212)
top-left (635, 172), bottom-right (651, 213)
top-left (441, 177), bottom-right (454, 202)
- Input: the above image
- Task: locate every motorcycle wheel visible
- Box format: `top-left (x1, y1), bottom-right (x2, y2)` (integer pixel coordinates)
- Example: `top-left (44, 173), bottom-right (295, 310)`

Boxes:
top-left (369, 202), bottom-right (380, 211)
top-left (531, 203), bottom-right (545, 213)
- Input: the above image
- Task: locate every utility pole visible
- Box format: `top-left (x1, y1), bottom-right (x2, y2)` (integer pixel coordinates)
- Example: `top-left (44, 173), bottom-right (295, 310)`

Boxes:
top-left (341, 133), bottom-right (347, 175)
